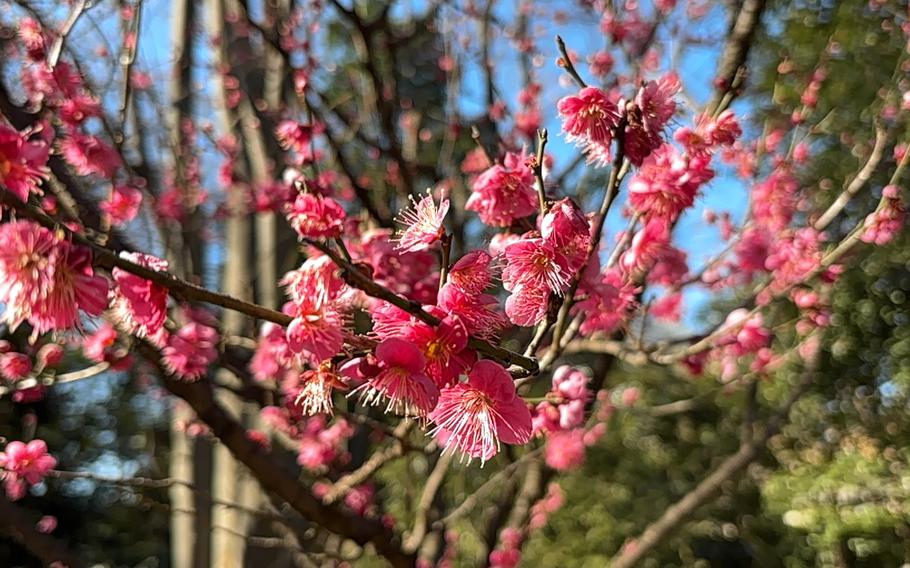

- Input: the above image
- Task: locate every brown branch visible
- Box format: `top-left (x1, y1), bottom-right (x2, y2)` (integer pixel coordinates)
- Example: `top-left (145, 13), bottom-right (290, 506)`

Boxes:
top-left (0, 191), bottom-right (293, 326)
top-left (705, 0), bottom-right (768, 117)
top-left (144, 345), bottom-right (416, 567)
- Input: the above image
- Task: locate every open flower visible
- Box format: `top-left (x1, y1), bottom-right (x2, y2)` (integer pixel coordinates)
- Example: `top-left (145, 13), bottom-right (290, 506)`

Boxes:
top-left (110, 252), bottom-right (169, 342)
top-left (395, 191), bottom-right (449, 252)
top-left (429, 360), bottom-right (532, 464)
top-left (295, 362), bottom-right (348, 416)
top-left (0, 439), bottom-right (56, 500)
top-left (0, 220), bottom-right (108, 337)
top-left (352, 338), bottom-right (439, 418)
top-left (0, 124), bottom-right (49, 202)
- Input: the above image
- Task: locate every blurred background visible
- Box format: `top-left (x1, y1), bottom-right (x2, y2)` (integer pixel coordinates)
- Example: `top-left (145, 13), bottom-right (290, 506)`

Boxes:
top-left (0, 0), bottom-right (909, 566)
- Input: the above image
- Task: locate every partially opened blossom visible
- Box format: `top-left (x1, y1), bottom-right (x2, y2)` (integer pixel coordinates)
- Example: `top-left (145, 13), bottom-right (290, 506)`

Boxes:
top-left (285, 193), bottom-right (346, 238)
top-left (540, 198), bottom-right (591, 271)
top-left (620, 217), bottom-right (671, 275)
top-left (250, 322), bottom-right (294, 382)
top-left (623, 74), bottom-right (680, 165)
top-left (504, 282), bottom-right (550, 327)
top-left (395, 191), bottom-right (449, 252)
top-left (429, 360), bottom-right (532, 464)
top-left (162, 316), bottom-right (219, 381)
top-left (295, 362), bottom-right (348, 416)
top-left (353, 338), bottom-right (439, 418)
top-left (285, 293), bottom-right (345, 364)
top-left (0, 439), bottom-right (56, 500)
top-left (0, 124), bottom-right (49, 202)
top-left (574, 269), bottom-right (637, 336)
top-left (0, 352), bottom-right (32, 381)
top-left (545, 429), bottom-right (587, 471)
top-left (467, 151), bottom-right (538, 226)
top-left (0, 221), bottom-right (108, 336)
top-left (110, 252), bottom-right (169, 342)
top-left (447, 250), bottom-right (495, 294)
top-left (100, 185), bottom-right (143, 226)
top-left (59, 133), bottom-right (121, 178)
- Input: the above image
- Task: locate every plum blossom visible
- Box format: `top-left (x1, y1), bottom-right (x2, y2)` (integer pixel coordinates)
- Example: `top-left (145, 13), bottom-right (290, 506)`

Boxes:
top-left (628, 144), bottom-right (714, 221)
top-left (0, 352), bottom-right (32, 381)
top-left (623, 74), bottom-right (680, 165)
top-left (100, 185), bottom-right (143, 226)
top-left (0, 440), bottom-right (56, 500)
top-left (861, 185), bottom-right (905, 245)
top-left (558, 86), bottom-right (621, 165)
top-left (59, 133), bottom-right (121, 178)
top-left (285, 292), bottom-right (345, 364)
top-left (467, 151), bottom-right (538, 226)
top-left (395, 191), bottom-right (449, 252)
top-left (0, 220), bottom-right (108, 336)
top-left (285, 193), bottom-right (346, 238)
top-left (110, 252), bottom-right (169, 342)
top-left (295, 362), bottom-right (348, 416)
top-left (162, 311), bottom-right (219, 381)
top-left (352, 338), bottom-right (439, 418)
top-left (0, 124), bottom-right (49, 202)
top-left (428, 360), bottom-right (532, 464)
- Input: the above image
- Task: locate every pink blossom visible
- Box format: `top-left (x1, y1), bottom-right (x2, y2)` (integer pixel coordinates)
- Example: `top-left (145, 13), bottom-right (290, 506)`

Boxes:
top-left (0, 352), bottom-right (32, 381)
top-left (100, 185), bottom-right (143, 226)
top-left (467, 151), bottom-right (538, 227)
top-left (250, 322), bottom-right (294, 382)
top-left (545, 429), bottom-right (587, 471)
top-left (0, 124), bottom-right (49, 202)
top-left (447, 250), bottom-right (495, 295)
top-left (18, 18), bottom-right (47, 60)
top-left (0, 440), bottom-right (56, 500)
top-left (59, 93), bottom-right (101, 125)
top-left (574, 270), bottom-right (637, 336)
top-left (628, 144), bottom-right (714, 221)
top-left (540, 198), bottom-right (591, 271)
top-left (36, 515), bottom-right (57, 534)
top-left (395, 192), bottom-right (449, 252)
top-left (651, 292), bottom-right (683, 321)
top-left (59, 133), bottom-right (121, 178)
top-left (504, 283), bottom-right (550, 327)
top-left (623, 74), bottom-right (679, 165)
top-left (0, 221), bottom-right (108, 336)
top-left (557, 86), bottom-right (621, 164)
top-left (36, 343), bottom-right (64, 368)
top-left (285, 293), bottom-right (345, 364)
top-left (428, 360), bottom-right (532, 464)
top-left (404, 311), bottom-right (474, 387)
top-left (111, 252), bottom-right (169, 341)
top-left (162, 316), bottom-right (219, 381)
top-left (502, 238), bottom-right (571, 295)
top-left (353, 338), bottom-right (439, 418)
top-left (295, 362), bottom-right (348, 416)
top-left (861, 186), bottom-right (905, 245)
top-left (285, 193), bottom-right (346, 238)
top-left (437, 283), bottom-right (507, 340)
top-left (620, 218), bottom-right (671, 275)
top-left (83, 323), bottom-right (121, 364)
